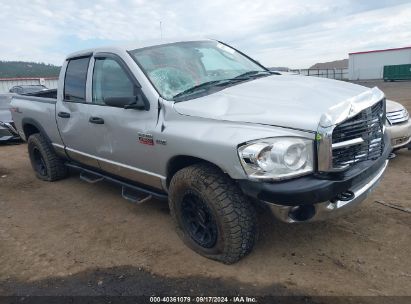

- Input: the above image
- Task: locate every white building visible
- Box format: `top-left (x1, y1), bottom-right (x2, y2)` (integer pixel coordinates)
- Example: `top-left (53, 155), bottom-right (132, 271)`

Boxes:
top-left (348, 46), bottom-right (411, 80)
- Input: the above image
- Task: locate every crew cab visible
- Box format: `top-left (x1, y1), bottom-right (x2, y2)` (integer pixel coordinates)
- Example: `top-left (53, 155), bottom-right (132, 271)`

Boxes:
top-left (11, 39), bottom-right (390, 263)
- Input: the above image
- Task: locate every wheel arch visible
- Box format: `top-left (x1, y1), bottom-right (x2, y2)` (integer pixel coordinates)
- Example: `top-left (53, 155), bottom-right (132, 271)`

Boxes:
top-left (22, 118), bottom-right (51, 142)
top-left (166, 155), bottom-right (227, 187)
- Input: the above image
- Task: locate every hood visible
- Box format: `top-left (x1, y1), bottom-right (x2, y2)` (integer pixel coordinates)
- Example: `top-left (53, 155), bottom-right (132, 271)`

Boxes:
top-left (174, 75), bottom-right (380, 131)
top-left (386, 99), bottom-right (405, 113)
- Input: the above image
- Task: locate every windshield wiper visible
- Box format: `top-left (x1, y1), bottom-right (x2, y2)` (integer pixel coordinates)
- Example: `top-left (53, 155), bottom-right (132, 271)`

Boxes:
top-left (173, 71), bottom-right (272, 101)
top-left (173, 79), bottom-right (232, 100)
top-left (232, 70), bottom-right (271, 80)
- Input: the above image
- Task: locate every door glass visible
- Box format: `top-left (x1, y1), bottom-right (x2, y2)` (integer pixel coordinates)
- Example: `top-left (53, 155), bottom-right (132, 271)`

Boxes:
top-left (92, 58), bottom-right (135, 105)
top-left (64, 57), bottom-right (90, 102)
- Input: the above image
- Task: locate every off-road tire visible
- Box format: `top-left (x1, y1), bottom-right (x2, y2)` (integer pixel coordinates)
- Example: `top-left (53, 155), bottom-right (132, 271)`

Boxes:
top-left (169, 163), bottom-right (257, 264)
top-left (28, 133), bottom-right (68, 181)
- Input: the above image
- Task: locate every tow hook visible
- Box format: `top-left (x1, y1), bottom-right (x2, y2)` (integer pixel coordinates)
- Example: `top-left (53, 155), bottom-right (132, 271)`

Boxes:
top-left (335, 190), bottom-right (355, 202)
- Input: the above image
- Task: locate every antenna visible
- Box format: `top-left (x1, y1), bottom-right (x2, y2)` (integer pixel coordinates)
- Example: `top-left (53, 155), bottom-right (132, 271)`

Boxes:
top-left (160, 21), bottom-right (163, 39)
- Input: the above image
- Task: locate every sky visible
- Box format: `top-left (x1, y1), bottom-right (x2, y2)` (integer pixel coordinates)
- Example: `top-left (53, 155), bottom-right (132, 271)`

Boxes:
top-left (0, 0), bottom-right (411, 68)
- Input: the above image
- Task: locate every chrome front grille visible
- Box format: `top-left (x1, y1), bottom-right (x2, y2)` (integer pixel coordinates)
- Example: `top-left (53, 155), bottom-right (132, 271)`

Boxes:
top-left (331, 100), bottom-right (385, 169)
top-left (386, 108), bottom-right (409, 125)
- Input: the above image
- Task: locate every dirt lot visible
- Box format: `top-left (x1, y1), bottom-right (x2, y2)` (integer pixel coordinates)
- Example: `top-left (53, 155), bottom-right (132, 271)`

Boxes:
top-left (0, 80), bottom-right (410, 298)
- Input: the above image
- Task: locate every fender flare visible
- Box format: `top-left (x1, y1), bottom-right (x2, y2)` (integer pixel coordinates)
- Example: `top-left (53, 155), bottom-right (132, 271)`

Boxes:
top-left (21, 117), bottom-right (52, 143)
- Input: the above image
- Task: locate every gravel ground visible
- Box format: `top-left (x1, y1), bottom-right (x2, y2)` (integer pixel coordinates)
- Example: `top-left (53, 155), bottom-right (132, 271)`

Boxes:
top-left (0, 80), bottom-right (410, 298)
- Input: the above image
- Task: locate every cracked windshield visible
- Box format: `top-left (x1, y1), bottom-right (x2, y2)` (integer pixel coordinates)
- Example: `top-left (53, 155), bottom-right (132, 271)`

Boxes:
top-left (130, 40), bottom-right (268, 100)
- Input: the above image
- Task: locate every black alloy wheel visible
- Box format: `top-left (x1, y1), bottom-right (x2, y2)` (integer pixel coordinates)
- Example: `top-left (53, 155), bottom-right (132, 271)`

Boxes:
top-left (181, 191), bottom-right (218, 248)
top-left (32, 146), bottom-right (48, 177)
top-left (168, 163), bottom-right (257, 264)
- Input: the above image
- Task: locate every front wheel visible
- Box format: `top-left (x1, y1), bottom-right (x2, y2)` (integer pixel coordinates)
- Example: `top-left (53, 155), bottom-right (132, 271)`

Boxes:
top-left (168, 164), bottom-right (257, 264)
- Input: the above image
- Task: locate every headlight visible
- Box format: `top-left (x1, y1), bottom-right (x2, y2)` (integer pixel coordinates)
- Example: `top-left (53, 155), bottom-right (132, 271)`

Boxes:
top-left (238, 137), bottom-right (314, 180)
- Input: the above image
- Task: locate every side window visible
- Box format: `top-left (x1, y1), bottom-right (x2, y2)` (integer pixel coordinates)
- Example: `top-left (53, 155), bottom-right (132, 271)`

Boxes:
top-left (92, 58), bottom-right (135, 105)
top-left (64, 57), bottom-right (90, 102)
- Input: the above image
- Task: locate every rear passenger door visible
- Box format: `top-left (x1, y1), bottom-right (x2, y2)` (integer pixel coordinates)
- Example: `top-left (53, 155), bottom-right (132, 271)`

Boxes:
top-left (87, 53), bottom-right (162, 189)
top-left (56, 56), bottom-right (99, 168)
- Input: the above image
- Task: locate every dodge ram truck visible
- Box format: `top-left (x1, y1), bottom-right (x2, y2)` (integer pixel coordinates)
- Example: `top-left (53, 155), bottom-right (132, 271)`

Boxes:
top-left (11, 39), bottom-right (390, 264)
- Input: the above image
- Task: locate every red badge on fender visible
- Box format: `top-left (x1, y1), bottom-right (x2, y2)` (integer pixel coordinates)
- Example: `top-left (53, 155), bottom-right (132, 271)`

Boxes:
top-left (138, 132), bottom-right (154, 145)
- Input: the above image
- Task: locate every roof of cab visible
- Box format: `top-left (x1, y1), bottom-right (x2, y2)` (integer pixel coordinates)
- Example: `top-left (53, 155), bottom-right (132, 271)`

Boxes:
top-left (65, 37), bottom-right (214, 61)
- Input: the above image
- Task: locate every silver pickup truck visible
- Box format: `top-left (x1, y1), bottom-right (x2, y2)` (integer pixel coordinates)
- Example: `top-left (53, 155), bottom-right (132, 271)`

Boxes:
top-left (11, 39), bottom-right (390, 264)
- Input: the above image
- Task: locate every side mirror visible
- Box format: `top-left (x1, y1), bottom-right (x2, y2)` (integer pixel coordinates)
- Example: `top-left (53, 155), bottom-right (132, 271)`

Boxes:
top-left (104, 95), bottom-right (147, 110)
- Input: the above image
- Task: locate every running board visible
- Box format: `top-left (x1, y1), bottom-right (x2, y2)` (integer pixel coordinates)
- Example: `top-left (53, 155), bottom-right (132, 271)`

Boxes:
top-left (122, 186), bottom-right (152, 204)
top-left (66, 163), bottom-right (168, 202)
top-left (80, 171), bottom-right (104, 183)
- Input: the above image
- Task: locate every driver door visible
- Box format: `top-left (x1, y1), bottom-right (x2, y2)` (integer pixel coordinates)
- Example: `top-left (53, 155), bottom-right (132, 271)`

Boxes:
top-left (87, 54), bottom-right (162, 189)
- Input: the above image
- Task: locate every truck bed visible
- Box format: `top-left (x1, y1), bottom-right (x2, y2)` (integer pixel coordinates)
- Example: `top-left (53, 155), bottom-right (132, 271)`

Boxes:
top-left (10, 93), bottom-right (63, 146)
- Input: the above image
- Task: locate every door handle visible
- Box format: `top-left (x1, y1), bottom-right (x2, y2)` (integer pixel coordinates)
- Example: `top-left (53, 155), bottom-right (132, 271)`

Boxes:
top-left (89, 117), bottom-right (105, 124)
top-left (58, 112), bottom-right (71, 118)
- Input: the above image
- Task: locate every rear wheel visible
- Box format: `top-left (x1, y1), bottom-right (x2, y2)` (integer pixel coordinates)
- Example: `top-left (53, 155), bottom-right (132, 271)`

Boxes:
top-left (28, 133), bottom-right (68, 181)
top-left (169, 163), bottom-right (257, 264)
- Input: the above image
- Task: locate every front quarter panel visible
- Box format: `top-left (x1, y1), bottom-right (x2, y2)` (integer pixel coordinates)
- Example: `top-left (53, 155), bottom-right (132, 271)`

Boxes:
top-left (156, 104), bottom-right (315, 181)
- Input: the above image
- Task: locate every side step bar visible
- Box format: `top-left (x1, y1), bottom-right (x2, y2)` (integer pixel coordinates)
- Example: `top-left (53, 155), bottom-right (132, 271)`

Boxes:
top-left (122, 187), bottom-right (152, 204)
top-left (66, 163), bottom-right (168, 203)
top-left (80, 171), bottom-right (104, 183)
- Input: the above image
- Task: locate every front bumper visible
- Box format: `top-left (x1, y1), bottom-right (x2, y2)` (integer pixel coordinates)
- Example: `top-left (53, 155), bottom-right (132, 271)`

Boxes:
top-left (386, 120), bottom-right (411, 149)
top-left (239, 143), bottom-right (390, 222)
top-left (265, 160), bottom-right (388, 222)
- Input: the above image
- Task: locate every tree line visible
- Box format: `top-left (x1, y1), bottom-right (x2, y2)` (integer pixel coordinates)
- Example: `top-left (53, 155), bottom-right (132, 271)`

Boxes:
top-left (0, 61), bottom-right (61, 78)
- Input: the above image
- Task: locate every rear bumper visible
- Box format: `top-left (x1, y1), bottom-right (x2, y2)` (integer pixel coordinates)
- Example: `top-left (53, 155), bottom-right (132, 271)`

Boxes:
top-left (238, 143), bottom-right (390, 222)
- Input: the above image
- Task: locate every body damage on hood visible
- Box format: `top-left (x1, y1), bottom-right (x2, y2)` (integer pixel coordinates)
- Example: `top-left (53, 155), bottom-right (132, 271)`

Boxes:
top-left (173, 75), bottom-right (384, 132)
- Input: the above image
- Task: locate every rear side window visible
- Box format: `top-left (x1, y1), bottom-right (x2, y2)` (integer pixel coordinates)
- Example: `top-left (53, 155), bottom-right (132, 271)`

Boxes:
top-left (64, 57), bottom-right (90, 102)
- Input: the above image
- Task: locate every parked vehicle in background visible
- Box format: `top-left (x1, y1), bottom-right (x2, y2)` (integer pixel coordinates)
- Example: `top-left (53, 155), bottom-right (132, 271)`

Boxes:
top-left (386, 99), bottom-right (411, 150)
top-left (0, 94), bottom-right (20, 142)
top-left (9, 85), bottom-right (48, 94)
top-left (10, 39), bottom-right (390, 263)
top-left (0, 85), bottom-right (52, 142)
